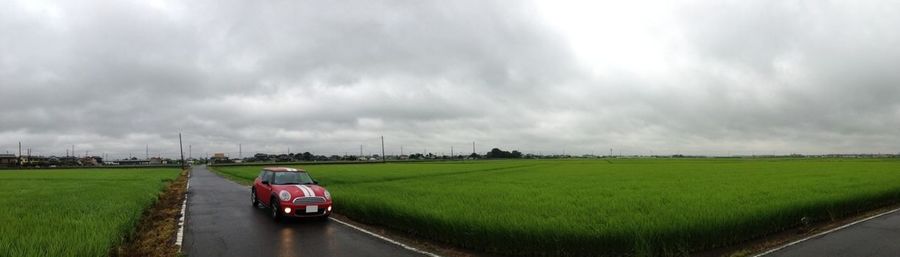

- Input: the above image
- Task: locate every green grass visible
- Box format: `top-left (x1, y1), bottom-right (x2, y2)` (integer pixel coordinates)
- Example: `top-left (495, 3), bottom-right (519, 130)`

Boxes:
top-left (0, 168), bottom-right (181, 257)
top-left (212, 158), bottom-right (900, 256)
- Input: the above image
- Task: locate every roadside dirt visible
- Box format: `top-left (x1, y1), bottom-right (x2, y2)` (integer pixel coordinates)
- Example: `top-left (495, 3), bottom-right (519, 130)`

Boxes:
top-left (110, 169), bottom-right (189, 257)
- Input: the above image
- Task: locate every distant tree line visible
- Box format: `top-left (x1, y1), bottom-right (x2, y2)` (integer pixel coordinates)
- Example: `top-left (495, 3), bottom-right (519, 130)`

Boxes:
top-left (486, 148), bottom-right (523, 159)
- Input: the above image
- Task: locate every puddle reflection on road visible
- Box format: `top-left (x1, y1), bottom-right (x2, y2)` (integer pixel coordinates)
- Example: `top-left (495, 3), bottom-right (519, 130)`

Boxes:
top-left (277, 221), bottom-right (339, 256)
top-left (278, 227), bottom-right (296, 257)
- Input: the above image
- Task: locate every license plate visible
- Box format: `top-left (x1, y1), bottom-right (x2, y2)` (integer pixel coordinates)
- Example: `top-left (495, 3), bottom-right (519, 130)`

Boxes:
top-left (305, 205), bottom-right (318, 213)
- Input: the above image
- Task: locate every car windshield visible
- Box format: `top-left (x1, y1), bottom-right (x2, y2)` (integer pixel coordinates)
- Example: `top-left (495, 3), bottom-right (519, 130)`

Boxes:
top-left (271, 172), bottom-right (314, 185)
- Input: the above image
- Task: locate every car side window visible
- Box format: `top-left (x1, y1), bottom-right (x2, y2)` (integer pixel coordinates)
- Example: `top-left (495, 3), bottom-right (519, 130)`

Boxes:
top-left (258, 170), bottom-right (267, 182)
top-left (261, 171), bottom-right (270, 183)
top-left (264, 171), bottom-right (273, 183)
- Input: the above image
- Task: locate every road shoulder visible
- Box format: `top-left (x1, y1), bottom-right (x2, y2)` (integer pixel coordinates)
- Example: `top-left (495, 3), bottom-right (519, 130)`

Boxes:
top-left (110, 169), bottom-right (189, 257)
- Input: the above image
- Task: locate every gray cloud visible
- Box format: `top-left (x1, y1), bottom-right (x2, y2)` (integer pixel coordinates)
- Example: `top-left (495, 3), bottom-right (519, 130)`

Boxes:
top-left (1, 0), bottom-right (899, 158)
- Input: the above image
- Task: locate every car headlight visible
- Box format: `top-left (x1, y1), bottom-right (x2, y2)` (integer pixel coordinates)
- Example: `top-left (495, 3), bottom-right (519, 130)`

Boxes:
top-left (279, 190), bottom-right (291, 201)
top-left (324, 189), bottom-right (331, 200)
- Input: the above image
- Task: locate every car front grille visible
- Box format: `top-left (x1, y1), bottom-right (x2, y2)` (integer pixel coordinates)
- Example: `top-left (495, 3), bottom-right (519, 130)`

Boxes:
top-left (293, 196), bottom-right (326, 205)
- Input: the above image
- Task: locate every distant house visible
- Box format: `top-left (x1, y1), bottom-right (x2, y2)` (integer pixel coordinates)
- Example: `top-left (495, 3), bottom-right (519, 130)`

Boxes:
top-left (80, 156), bottom-right (101, 166)
top-left (22, 156), bottom-right (50, 168)
top-left (59, 156), bottom-right (80, 166)
top-left (117, 159), bottom-right (150, 165)
top-left (211, 153), bottom-right (232, 164)
top-left (0, 154), bottom-right (17, 167)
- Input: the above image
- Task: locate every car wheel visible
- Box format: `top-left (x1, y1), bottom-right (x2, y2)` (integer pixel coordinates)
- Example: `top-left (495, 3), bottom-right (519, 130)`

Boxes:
top-left (250, 189), bottom-right (259, 207)
top-left (270, 198), bottom-right (281, 221)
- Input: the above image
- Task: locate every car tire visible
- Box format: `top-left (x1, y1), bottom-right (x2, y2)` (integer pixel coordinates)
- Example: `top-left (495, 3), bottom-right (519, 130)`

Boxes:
top-left (270, 198), bottom-right (281, 221)
top-left (250, 188), bottom-right (259, 208)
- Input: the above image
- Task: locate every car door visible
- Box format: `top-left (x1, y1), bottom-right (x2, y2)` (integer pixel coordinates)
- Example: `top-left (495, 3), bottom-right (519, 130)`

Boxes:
top-left (253, 170), bottom-right (265, 199)
top-left (257, 171), bottom-right (273, 205)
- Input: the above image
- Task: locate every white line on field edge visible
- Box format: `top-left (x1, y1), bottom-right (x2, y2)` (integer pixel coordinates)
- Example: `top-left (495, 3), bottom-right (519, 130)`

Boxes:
top-left (754, 205), bottom-right (900, 257)
top-left (329, 217), bottom-right (442, 257)
top-left (175, 173), bottom-right (191, 249)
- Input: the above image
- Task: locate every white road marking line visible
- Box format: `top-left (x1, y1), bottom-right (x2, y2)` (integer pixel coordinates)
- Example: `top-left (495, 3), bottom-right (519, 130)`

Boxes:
top-left (329, 217), bottom-right (442, 257)
top-left (176, 175), bottom-right (191, 249)
top-left (754, 205), bottom-right (900, 256)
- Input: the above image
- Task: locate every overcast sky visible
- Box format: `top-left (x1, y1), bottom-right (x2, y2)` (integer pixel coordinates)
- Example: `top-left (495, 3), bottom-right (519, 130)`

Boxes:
top-left (2, 0), bottom-right (900, 158)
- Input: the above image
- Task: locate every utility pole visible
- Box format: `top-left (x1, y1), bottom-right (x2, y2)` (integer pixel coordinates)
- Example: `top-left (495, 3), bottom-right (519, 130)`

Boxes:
top-left (359, 144), bottom-right (363, 157)
top-left (189, 145), bottom-right (192, 159)
top-left (239, 144), bottom-right (242, 159)
top-left (146, 144), bottom-right (149, 160)
top-left (381, 136), bottom-right (386, 163)
top-left (18, 142), bottom-right (21, 158)
top-left (179, 133), bottom-right (185, 170)
top-left (451, 146), bottom-right (454, 158)
top-left (472, 141), bottom-right (476, 155)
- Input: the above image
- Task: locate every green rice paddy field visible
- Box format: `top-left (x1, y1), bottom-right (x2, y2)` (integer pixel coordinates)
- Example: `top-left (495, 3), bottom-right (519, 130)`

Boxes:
top-left (212, 158), bottom-right (900, 256)
top-left (0, 168), bottom-right (180, 257)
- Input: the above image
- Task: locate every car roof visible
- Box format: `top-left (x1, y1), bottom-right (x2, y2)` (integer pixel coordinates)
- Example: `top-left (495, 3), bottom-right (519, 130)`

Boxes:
top-left (262, 167), bottom-right (306, 173)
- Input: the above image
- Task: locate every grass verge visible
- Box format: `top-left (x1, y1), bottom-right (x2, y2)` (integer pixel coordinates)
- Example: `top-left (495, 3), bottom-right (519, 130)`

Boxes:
top-left (110, 169), bottom-right (189, 257)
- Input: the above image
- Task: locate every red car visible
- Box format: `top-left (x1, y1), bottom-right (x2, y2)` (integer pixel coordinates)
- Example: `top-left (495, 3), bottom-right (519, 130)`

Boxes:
top-left (251, 167), bottom-right (333, 221)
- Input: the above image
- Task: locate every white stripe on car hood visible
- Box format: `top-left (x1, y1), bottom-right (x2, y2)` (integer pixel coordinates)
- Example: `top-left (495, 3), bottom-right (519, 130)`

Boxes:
top-left (294, 185), bottom-right (313, 197)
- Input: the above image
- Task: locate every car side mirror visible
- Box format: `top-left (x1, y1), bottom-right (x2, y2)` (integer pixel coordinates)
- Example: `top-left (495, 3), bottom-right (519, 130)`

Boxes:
top-left (262, 180), bottom-right (269, 185)
top-left (313, 180), bottom-right (319, 185)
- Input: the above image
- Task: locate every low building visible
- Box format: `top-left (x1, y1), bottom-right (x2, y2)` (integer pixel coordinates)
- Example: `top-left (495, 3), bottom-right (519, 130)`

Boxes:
top-left (211, 153), bottom-right (231, 164)
top-left (0, 154), bottom-right (17, 167)
top-left (117, 159), bottom-right (150, 165)
top-left (80, 156), bottom-right (101, 166)
top-left (58, 156), bottom-right (80, 166)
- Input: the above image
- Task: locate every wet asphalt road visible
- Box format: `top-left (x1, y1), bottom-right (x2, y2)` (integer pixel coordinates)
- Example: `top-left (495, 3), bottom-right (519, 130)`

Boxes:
top-left (183, 165), bottom-right (425, 257)
top-left (765, 209), bottom-right (900, 257)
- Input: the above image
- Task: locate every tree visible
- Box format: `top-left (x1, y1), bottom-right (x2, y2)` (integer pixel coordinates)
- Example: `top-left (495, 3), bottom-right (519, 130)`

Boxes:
top-left (486, 148), bottom-right (523, 159)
